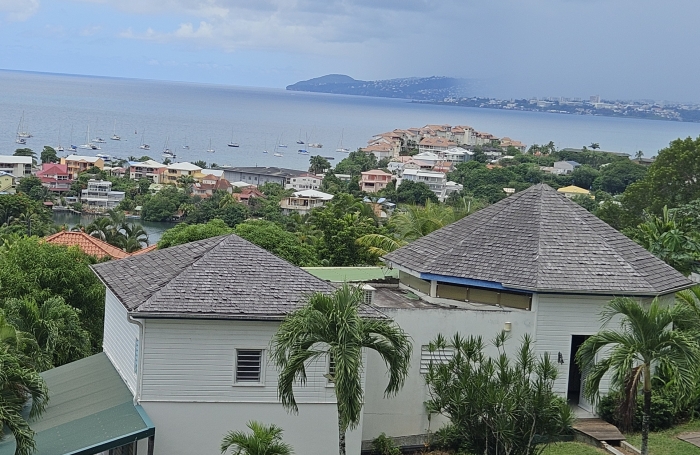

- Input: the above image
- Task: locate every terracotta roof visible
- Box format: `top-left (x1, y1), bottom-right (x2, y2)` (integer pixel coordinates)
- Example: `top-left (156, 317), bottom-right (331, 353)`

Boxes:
top-left (130, 244), bottom-right (158, 256)
top-left (383, 184), bottom-right (693, 296)
top-left (91, 234), bottom-right (385, 320)
top-left (44, 231), bottom-right (131, 259)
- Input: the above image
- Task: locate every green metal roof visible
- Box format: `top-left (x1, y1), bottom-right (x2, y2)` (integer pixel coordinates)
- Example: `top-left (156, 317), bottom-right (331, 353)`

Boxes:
top-left (0, 353), bottom-right (154, 455)
top-left (302, 266), bottom-right (398, 283)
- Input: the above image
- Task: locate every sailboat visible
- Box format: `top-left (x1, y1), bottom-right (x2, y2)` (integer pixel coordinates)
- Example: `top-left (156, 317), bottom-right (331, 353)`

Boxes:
top-left (139, 129), bottom-right (150, 150)
top-left (278, 134), bottom-right (287, 148)
top-left (17, 112), bottom-right (32, 138)
top-left (111, 120), bottom-right (120, 141)
top-left (273, 136), bottom-right (283, 157)
top-left (227, 129), bottom-right (239, 147)
top-left (80, 125), bottom-right (100, 150)
top-left (206, 139), bottom-right (215, 153)
top-left (15, 114), bottom-right (28, 144)
top-left (55, 126), bottom-right (64, 152)
top-left (162, 137), bottom-right (175, 159)
top-left (296, 129), bottom-right (305, 144)
top-left (70, 125), bottom-right (78, 151)
top-left (336, 129), bottom-right (350, 153)
top-left (182, 136), bottom-right (190, 150)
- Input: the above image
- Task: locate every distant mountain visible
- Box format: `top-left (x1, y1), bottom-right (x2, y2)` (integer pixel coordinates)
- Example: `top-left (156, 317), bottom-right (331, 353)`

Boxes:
top-left (286, 74), bottom-right (470, 101)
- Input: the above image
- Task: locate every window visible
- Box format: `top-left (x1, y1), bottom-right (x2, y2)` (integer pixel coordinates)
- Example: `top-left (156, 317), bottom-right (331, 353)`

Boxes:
top-left (235, 349), bottom-right (263, 384)
top-left (326, 353), bottom-right (336, 385)
top-left (420, 345), bottom-right (454, 374)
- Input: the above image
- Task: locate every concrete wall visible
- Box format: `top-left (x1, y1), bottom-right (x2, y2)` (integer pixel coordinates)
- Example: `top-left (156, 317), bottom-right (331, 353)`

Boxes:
top-left (362, 305), bottom-right (536, 441)
top-left (141, 401), bottom-right (361, 455)
top-left (102, 290), bottom-right (139, 394)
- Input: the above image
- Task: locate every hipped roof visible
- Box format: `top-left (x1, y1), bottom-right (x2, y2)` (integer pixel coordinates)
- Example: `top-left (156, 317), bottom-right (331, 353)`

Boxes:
top-left (383, 184), bottom-right (693, 296)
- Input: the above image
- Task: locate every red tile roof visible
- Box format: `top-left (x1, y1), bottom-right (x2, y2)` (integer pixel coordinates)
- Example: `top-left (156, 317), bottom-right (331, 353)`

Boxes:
top-left (44, 231), bottom-right (131, 259)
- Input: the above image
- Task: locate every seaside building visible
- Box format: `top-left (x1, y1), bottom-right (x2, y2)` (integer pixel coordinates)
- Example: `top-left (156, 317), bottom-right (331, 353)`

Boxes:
top-left (37, 163), bottom-right (73, 193)
top-left (400, 168), bottom-right (450, 200)
top-left (0, 155), bottom-right (32, 178)
top-left (165, 162), bottom-right (202, 184)
top-left (222, 166), bottom-right (308, 188)
top-left (280, 189), bottom-right (334, 215)
top-left (0, 172), bottom-right (14, 193)
top-left (61, 155), bottom-right (105, 179)
top-left (553, 160), bottom-right (581, 174)
top-left (557, 185), bottom-right (594, 199)
top-left (192, 176), bottom-right (234, 199)
top-left (285, 173), bottom-right (323, 191)
top-left (80, 179), bottom-right (125, 210)
top-left (129, 160), bottom-right (167, 183)
top-left (360, 169), bottom-right (393, 193)
top-left (417, 137), bottom-right (457, 154)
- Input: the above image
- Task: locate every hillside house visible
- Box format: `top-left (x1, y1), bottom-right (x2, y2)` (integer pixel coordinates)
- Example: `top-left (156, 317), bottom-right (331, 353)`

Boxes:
top-left (360, 169), bottom-right (393, 193)
top-left (129, 160), bottom-right (167, 183)
top-left (553, 160), bottom-right (581, 174)
top-left (0, 155), bottom-right (32, 178)
top-left (80, 179), bottom-right (125, 210)
top-left (285, 173), bottom-right (323, 191)
top-left (557, 185), bottom-right (594, 199)
top-left (164, 162), bottom-right (202, 184)
top-left (61, 155), bottom-right (104, 179)
top-left (280, 189), bottom-right (333, 215)
top-left (0, 171), bottom-right (14, 192)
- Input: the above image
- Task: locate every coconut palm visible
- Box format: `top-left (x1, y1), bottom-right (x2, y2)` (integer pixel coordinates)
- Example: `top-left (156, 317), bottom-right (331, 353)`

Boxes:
top-left (576, 297), bottom-right (700, 455)
top-left (272, 283), bottom-right (412, 455)
top-left (85, 216), bottom-right (114, 242)
top-left (220, 421), bottom-right (293, 455)
top-left (355, 234), bottom-right (407, 256)
top-left (119, 223), bottom-right (149, 252)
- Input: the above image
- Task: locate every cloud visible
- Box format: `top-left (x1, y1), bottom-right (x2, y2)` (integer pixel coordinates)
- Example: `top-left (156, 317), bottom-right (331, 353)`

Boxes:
top-left (0, 0), bottom-right (40, 21)
top-left (80, 25), bottom-right (103, 36)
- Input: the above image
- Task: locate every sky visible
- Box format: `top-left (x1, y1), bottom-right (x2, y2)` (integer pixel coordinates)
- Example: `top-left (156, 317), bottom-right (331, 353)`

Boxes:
top-left (1, 0), bottom-right (699, 102)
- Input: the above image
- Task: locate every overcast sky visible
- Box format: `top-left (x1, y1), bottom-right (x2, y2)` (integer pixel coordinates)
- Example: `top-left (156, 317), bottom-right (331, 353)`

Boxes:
top-left (1, 0), bottom-right (698, 102)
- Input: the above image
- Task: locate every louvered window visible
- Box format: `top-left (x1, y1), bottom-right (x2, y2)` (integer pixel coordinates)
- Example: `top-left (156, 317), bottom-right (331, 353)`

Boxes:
top-left (420, 346), bottom-right (455, 374)
top-left (236, 349), bottom-right (263, 383)
top-left (327, 353), bottom-right (336, 384)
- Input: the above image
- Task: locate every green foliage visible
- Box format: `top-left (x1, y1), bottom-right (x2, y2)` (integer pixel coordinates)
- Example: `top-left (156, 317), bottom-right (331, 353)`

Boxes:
top-left (309, 155), bottom-right (331, 175)
top-left (40, 146), bottom-right (58, 164)
top-left (13, 148), bottom-right (36, 164)
top-left (370, 433), bottom-right (400, 455)
top-left (234, 220), bottom-right (318, 266)
top-left (186, 191), bottom-right (249, 227)
top-left (390, 200), bottom-right (467, 241)
top-left (592, 160), bottom-right (646, 195)
top-left (193, 160), bottom-right (207, 169)
top-left (272, 284), bottom-right (411, 454)
top-left (1, 296), bottom-right (91, 369)
top-left (0, 237), bottom-right (105, 352)
top-left (598, 391), bottom-right (676, 432)
top-left (308, 194), bottom-right (381, 266)
top-left (141, 186), bottom-right (187, 221)
top-left (624, 207), bottom-right (700, 275)
top-left (395, 180), bottom-right (438, 205)
top-left (424, 332), bottom-right (573, 455)
top-left (16, 176), bottom-right (48, 202)
top-left (429, 424), bottom-right (463, 451)
top-left (0, 194), bottom-right (53, 237)
top-left (570, 164), bottom-right (599, 189)
top-left (158, 219), bottom-right (234, 248)
top-left (0, 345), bottom-right (49, 455)
top-left (622, 136), bottom-right (700, 216)
top-left (334, 151), bottom-right (377, 176)
top-left (571, 194), bottom-right (597, 212)
top-left (220, 421), bottom-right (294, 455)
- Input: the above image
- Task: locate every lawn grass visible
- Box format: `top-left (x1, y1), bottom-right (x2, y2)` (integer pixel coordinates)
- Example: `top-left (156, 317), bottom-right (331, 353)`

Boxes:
top-left (625, 420), bottom-right (700, 455)
top-left (541, 441), bottom-right (606, 454)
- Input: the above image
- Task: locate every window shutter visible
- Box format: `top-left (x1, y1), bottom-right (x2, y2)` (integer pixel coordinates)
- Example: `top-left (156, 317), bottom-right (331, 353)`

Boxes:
top-left (236, 349), bottom-right (263, 383)
top-left (420, 346), bottom-right (454, 374)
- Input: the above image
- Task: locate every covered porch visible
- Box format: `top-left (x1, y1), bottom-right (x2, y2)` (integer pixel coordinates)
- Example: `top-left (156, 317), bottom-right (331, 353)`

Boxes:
top-left (0, 353), bottom-right (155, 455)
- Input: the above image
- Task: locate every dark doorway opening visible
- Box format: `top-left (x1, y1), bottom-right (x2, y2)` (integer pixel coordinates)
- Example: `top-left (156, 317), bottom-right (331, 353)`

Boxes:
top-left (567, 335), bottom-right (589, 404)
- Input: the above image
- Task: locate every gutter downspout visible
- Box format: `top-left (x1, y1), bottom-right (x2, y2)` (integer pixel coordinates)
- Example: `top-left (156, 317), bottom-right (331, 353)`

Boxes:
top-left (127, 314), bottom-right (145, 405)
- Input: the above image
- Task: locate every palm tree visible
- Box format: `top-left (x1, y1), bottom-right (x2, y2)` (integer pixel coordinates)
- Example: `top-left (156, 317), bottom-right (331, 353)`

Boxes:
top-left (118, 223), bottom-right (149, 252)
top-left (391, 200), bottom-right (464, 241)
top-left (355, 234), bottom-right (407, 256)
top-left (272, 284), bottom-right (412, 455)
top-left (576, 297), bottom-right (700, 455)
top-left (220, 421), bottom-right (293, 455)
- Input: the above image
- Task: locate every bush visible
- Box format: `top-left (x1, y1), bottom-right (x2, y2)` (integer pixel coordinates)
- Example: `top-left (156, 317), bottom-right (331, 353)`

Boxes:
top-left (371, 433), bottom-right (400, 455)
top-left (429, 424), bottom-right (463, 451)
top-left (598, 391), bottom-right (677, 432)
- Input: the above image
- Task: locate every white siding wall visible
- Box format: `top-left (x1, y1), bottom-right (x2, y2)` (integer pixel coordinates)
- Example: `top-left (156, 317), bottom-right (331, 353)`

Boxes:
top-left (102, 290), bottom-right (139, 394)
top-left (139, 319), bottom-right (347, 403)
top-left (362, 306), bottom-right (536, 441)
top-left (534, 294), bottom-right (615, 396)
top-left (142, 401), bottom-right (362, 455)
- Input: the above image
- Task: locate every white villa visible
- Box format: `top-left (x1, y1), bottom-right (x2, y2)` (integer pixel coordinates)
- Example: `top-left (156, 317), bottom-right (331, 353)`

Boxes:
top-left (279, 189), bottom-right (333, 215)
top-left (0, 184), bottom-right (691, 455)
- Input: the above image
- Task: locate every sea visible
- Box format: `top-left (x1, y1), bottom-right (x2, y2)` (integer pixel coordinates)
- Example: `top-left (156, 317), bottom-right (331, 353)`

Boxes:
top-left (2, 69), bottom-right (700, 168)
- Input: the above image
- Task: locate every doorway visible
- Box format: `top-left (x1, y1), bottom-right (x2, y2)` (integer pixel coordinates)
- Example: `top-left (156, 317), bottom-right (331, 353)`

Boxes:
top-left (567, 335), bottom-right (592, 412)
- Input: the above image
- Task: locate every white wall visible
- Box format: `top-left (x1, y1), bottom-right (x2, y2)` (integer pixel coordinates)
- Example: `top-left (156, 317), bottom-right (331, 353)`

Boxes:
top-left (142, 401), bottom-right (361, 455)
top-left (139, 318), bottom-right (363, 454)
top-left (534, 294), bottom-right (614, 396)
top-left (102, 289), bottom-right (139, 394)
top-left (362, 306), bottom-right (535, 441)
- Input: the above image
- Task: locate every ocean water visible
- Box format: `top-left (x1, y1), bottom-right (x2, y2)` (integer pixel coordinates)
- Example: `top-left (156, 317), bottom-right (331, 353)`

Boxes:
top-left (2, 69), bottom-right (700, 168)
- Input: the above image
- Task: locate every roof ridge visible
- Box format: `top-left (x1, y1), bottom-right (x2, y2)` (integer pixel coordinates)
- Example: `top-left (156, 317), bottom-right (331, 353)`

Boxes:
top-left (535, 185), bottom-right (547, 288)
top-left (136, 235), bottom-right (230, 310)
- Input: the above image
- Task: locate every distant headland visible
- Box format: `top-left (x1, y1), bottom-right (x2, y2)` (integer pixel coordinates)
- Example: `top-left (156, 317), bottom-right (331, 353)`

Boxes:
top-left (287, 74), bottom-right (700, 123)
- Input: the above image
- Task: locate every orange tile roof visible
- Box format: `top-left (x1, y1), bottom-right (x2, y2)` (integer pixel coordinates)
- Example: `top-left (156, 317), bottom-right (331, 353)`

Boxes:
top-left (130, 244), bottom-right (158, 256)
top-left (44, 231), bottom-right (131, 259)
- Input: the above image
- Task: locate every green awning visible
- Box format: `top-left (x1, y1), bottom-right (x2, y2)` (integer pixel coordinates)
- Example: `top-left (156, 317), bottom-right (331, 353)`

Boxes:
top-left (0, 353), bottom-right (154, 455)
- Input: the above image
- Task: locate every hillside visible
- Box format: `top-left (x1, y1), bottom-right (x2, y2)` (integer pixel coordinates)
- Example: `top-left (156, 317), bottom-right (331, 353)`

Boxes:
top-left (286, 74), bottom-right (469, 100)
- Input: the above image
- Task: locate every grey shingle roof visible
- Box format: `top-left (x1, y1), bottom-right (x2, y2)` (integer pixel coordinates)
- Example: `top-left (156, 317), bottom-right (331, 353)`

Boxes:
top-left (383, 184), bottom-right (693, 295)
top-left (92, 234), bottom-right (382, 320)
